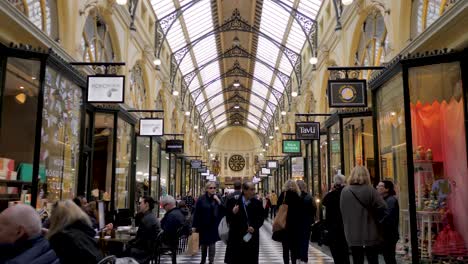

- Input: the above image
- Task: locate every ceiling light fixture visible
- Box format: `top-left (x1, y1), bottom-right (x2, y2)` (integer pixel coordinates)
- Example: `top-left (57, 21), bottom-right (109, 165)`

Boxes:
top-left (15, 93), bottom-right (27, 104)
top-left (235, 121), bottom-right (240, 124)
top-left (269, 135), bottom-right (274, 139)
top-left (275, 126), bottom-right (279, 131)
top-left (232, 36), bottom-right (241, 47)
top-left (291, 91), bottom-right (298, 97)
top-left (153, 58), bottom-right (161, 66)
top-left (116, 0), bottom-right (128, 5)
top-left (233, 81), bottom-right (240, 87)
top-left (309, 56), bottom-right (318, 65)
top-left (19, 86), bottom-right (24, 90)
top-left (194, 125), bottom-right (198, 129)
top-left (199, 135), bottom-right (203, 139)
top-left (265, 143), bottom-right (269, 146)
top-left (185, 111), bottom-right (190, 116)
top-left (234, 105), bottom-right (240, 109)
top-left (31, 77), bottom-right (36, 80)
top-left (342, 0), bottom-right (354, 5)
top-left (172, 90), bottom-right (179, 96)
top-left (281, 111), bottom-right (287, 116)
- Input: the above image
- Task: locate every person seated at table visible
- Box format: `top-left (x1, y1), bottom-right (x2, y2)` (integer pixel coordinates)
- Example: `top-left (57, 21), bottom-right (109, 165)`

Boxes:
top-left (160, 196), bottom-right (185, 251)
top-left (0, 204), bottom-right (60, 264)
top-left (125, 196), bottom-right (161, 263)
top-left (46, 200), bottom-right (103, 264)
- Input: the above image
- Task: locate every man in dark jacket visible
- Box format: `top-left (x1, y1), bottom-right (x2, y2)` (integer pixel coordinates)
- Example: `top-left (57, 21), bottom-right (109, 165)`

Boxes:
top-left (222, 180), bottom-right (242, 206)
top-left (0, 204), bottom-right (59, 264)
top-left (322, 174), bottom-right (350, 264)
top-left (192, 181), bottom-right (223, 264)
top-left (127, 196), bottom-right (161, 263)
top-left (296, 180), bottom-right (316, 263)
top-left (225, 181), bottom-right (264, 264)
top-left (160, 195), bottom-right (185, 264)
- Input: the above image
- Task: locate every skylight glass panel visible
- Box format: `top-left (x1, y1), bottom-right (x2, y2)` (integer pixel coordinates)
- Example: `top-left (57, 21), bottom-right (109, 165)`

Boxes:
top-left (184, 0), bottom-right (213, 40)
top-left (179, 55), bottom-right (196, 75)
top-left (165, 20), bottom-right (186, 51)
top-left (298, 0), bottom-right (321, 18)
top-left (273, 78), bottom-right (285, 93)
top-left (205, 81), bottom-right (222, 98)
top-left (247, 122), bottom-right (257, 130)
top-left (195, 94), bottom-right (206, 105)
top-left (217, 121), bottom-right (227, 129)
top-left (247, 115), bottom-right (260, 125)
top-left (253, 64), bottom-right (274, 86)
top-left (252, 80), bottom-right (269, 98)
top-left (188, 78), bottom-right (201, 92)
top-left (256, 38), bottom-right (281, 67)
top-left (278, 56), bottom-right (293, 74)
top-left (200, 63), bottom-right (221, 84)
top-left (259, 0), bottom-right (289, 43)
top-left (249, 107), bottom-right (263, 118)
top-left (192, 36), bottom-right (218, 66)
top-left (208, 93), bottom-right (223, 107)
top-left (213, 114), bottom-right (226, 124)
top-left (250, 96), bottom-right (266, 108)
top-left (285, 21), bottom-right (306, 52)
top-left (151, 0), bottom-right (175, 19)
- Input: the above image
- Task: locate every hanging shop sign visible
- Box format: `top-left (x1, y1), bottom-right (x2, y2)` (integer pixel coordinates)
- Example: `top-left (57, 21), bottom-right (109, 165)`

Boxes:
top-left (282, 140), bottom-right (301, 154)
top-left (87, 75), bottom-right (125, 103)
top-left (139, 118), bottom-right (164, 136)
top-left (165, 140), bottom-right (184, 153)
top-left (190, 159), bottom-right (202, 169)
top-left (295, 122), bottom-right (320, 140)
top-left (201, 169), bottom-right (210, 176)
top-left (328, 79), bottom-right (367, 108)
top-left (266, 160), bottom-right (278, 169)
top-left (261, 167), bottom-right (271, 175)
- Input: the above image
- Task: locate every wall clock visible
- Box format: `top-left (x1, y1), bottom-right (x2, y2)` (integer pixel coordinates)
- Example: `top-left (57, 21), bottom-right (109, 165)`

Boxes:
top-left (229, 154), bottom-right (245, 171)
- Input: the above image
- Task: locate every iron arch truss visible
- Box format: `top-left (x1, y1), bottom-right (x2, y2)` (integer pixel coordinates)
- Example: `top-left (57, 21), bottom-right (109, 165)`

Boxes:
top-left (181, 45), bottom-right (291, 105)
top-left (206, 107), bottom-right (269, 133)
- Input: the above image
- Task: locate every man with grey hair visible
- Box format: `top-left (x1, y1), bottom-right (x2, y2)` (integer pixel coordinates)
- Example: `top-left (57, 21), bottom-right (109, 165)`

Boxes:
top-left (0, 204), bottom-right (59, 263)
top-left (322, 174), bottom-right (351, 264)
top-left (160, 195), bottom-right (185, 264)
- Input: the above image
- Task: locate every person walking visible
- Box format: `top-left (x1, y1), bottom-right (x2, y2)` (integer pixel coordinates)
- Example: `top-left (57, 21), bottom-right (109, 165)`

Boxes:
top-left (0, 204), bottom-right (59, 264)
top-left (276, 180), bottom-right (302, 264)
top-left (225, 181), bottom-right (264, 264)
top-left (192, 182), bottom-right (223, 264)
top-left (270, 190), bottom-right (278, 219)
top-left (322, 174), bottom-right (350, 264)
top-left (377, 180), bottom-right (400, 264)
top-left (340, 166), bottom-right (387, 264)
top-left (296, 180), bottom-right (316, 263)
top-left (46, 200), bottom-right (103, 264)
top-left (182, 191), bottom-right (195, 213)
top-left (160, 195), bottom-right (185, 264)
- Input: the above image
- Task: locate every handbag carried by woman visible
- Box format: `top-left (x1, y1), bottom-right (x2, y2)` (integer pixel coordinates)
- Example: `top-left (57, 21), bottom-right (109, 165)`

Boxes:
top-left (272, 192), bottom-right (288, 241)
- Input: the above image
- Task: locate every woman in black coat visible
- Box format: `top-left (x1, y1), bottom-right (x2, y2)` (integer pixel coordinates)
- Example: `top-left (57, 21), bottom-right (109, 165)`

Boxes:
top-left (192, 182), bottom-right (223, 264)
top-left (322, 174), bottom-right (350, 264)
top-left (277, 180), bottom-right (302, 264)
top-left (377, 180), bottom-right (400, 264)
top-left (46, 200), bottom-right (103, 264)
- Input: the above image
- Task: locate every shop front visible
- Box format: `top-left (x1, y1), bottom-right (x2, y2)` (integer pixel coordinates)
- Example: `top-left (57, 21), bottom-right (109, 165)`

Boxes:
top-left (0, 44), bottom-right (85, 212)
top-left (370, 49), bottom-right (468, 263)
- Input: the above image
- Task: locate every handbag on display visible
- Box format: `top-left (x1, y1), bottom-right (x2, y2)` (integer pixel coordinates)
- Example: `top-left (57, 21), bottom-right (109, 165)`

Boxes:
top-left (218, 216), bottom-right (229, 244)
top-left (186, 233), bottom-right (199, 256)
top-left (272, 192), bottom-right (288, 232)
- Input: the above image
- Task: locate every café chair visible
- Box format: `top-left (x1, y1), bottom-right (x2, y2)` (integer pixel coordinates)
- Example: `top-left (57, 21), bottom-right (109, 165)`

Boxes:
top-left (98, 255), bottom-right (116, 264)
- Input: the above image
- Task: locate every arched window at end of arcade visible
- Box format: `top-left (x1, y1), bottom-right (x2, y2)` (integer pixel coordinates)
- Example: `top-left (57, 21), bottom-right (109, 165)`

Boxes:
top-left (354, 10), bottom-right (388, 79)
top-left (81, 8), bottom-right (115, 63)
top-left (412, 0), bottom-right (458, 37)
top-left (8, 0), bottom-right (59, 39)
top-left (129, 63), bottom-right (147, 109)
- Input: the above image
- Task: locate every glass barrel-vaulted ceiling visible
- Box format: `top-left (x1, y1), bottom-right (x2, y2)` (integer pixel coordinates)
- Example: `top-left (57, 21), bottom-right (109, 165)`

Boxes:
top-left (151, 0), bottom-right (321, 136)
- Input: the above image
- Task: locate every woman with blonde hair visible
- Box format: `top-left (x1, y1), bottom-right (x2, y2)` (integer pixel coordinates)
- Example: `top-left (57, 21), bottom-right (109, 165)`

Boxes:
top-left (340, 166), bottom-right (387, 264)
top-left (47, 200), bottom-right (103, 264)
top-left (276, 180), bottom-right (302, 264)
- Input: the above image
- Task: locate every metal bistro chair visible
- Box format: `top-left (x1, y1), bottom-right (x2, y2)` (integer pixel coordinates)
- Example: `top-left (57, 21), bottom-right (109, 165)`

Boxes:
top-left (97, 255), bottom-right (117, 264)
top-left (153, 227), bottom-right (186, 264)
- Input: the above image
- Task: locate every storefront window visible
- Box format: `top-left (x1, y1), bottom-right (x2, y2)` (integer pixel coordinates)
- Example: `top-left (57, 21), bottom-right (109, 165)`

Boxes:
top-left (329, 122), bottom-right (341, 177)
top-left (312, 140), bottom-right (320, 196)
top-left (408, 62), bottom-right (467, 262)
top-left (115, 118), bottom-right (132, 209)
top-left (135, 137), bottom-right (150, 199)
top-left (376, 74), bottom-right (410, 262)
top-left (91, 113), bottom-right (114, 203)
top-left (150, 140), bottom-right (160, 201)
top-left (320, 134), bottom-right (328, 196)
top-left (0, 57), bottom-right (40, 209)
top-left (39, 66), bottom-right (82, 203)
top-left (342, 116), bottom-right (374, 180)
top-left (160, 150), bottom-right (169, 197)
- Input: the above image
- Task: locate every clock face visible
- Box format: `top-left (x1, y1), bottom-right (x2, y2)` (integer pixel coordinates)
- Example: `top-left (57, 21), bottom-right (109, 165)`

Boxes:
top-left (229, 155), bottom-right (245, 171)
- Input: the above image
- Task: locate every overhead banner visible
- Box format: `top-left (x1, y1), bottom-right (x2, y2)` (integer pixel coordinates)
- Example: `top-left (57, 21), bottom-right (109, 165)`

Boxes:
top-left (166, 140), bottom-right (184, 153)
top-left (295, 122), bottom-right (320, 140)
top-left (139, 118), bottom-right (164, 136)
top-left (266, 160), bottom-right (278, 169)
top-left (282, 140), bottom-right (301, 154)
top-left (190, 159), bottom-right (202, 169)
top-left (328, 79), bottom-right (367, 108)
top-left (87, 75), bottom-right (125, 103)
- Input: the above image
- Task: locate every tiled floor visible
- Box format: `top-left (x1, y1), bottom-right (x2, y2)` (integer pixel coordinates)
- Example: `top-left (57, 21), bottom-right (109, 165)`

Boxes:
top-left (159, 219), bottom-right (334, 264)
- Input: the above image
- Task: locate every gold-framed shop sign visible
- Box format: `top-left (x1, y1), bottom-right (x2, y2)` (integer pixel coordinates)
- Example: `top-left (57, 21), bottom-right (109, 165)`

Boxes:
top-left (87, 75), bottom-right (125, 103)
top-left (328, 79), bottom-right (367, 108)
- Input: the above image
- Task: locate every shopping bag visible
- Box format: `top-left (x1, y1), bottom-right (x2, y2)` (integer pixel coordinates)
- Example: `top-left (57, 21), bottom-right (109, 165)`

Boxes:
top-left (218, 216), bottom-right (229, 244)
top-left (186, 233), bottom-right (199, 256)
top-left (272, 192), bottom-right (288, 232)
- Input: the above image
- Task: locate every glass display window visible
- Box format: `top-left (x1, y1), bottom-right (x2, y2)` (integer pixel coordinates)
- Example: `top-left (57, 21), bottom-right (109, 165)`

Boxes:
top-left (375, 74), bottom-right (411, 262)
top-left (39, 66), bottom-right (82, 203)
top-left (319, 134), bottom-right (329, 196)
top-left (342, 116), bottom-right (374, 179)
top-left (135, 137), bottom-right (150, 200)
top-left (0, 57), bottom-right (41, 209)
top-left (115, 117), bottom-right (133, 209)
top-left (408, 62), bottom-right (468, 262)
top-left (328, 122), bottom-right (341, 177)
top-left (150, 140), bottom-right (160, 204)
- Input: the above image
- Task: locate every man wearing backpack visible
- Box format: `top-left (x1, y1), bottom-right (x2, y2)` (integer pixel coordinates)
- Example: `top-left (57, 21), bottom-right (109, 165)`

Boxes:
top-left (192, 181), bottom-right (223, 264)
